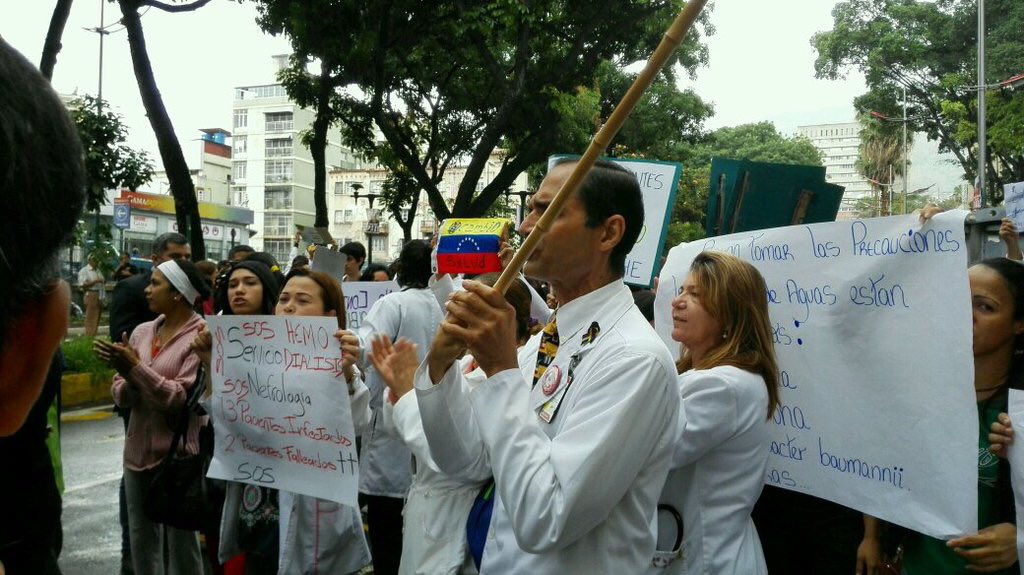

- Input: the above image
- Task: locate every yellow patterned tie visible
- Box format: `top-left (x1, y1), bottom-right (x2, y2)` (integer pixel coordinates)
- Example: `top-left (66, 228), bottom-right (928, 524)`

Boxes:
top-left (532, 315), bottom-right (559, 387)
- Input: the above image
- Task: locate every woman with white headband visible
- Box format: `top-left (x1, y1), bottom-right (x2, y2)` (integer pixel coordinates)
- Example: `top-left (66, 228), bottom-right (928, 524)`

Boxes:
top-left (96, 258), bottom-right (212, 575)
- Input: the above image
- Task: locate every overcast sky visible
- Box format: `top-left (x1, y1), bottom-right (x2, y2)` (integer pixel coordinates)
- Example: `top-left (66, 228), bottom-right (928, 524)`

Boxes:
top-left (3, 1), bottom-right (968, 194)
top-left (2, 1), bottom-right (872, 158)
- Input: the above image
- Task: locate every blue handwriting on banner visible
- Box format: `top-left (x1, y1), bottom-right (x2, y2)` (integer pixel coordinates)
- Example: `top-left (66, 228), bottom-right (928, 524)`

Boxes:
top-left (806, 226), bottom-right (841, 259)
top-left (849, 274), bottom-right (910, 309)
top-left (850, 221), bottom-right (961, 257)
top-left (785, 279), bottom-right (837, 323)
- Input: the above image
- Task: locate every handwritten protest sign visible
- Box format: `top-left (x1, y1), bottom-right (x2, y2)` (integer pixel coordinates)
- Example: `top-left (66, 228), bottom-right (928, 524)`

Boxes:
top-left (343, 281), bottom-right (398, 330)
top-left (1007, 389), bottom-right (1024, 572)
top-left (206, 316), bottom-right (359, 506)
top-left (1004, 182), bottom-right (1024, 233)
top-left (654, 212), bottom-right (976, 538)
top-left (549, 155), bottom-right (681, 287)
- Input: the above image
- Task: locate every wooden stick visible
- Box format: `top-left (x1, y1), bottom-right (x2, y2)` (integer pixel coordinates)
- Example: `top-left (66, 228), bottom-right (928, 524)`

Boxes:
top-left (494, 0), bottom-right (709, 293)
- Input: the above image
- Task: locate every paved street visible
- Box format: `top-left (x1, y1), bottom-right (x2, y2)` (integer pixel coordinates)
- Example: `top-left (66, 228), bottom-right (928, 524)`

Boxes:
top-left (59, 409), bottom-right (123, 575)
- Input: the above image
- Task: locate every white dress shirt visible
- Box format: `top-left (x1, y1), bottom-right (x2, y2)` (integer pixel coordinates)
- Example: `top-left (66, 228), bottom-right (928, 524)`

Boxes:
top-left (415, 280), bottom-right (680, 574)
top-left (649, 365), bottom-right (771, 575)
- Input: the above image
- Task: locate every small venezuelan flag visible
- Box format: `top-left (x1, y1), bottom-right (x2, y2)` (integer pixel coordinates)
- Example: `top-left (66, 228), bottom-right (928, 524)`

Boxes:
top-left (433, 218), bottom-right (511, 275)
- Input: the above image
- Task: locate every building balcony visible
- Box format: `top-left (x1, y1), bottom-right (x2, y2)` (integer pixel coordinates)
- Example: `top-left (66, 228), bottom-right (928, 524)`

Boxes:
top-left (365, 220), bottom-right (389, 235)
top-left (265, 121), bottom-right (294, 132)
top-left (265, 174), bottom-right (293, 184)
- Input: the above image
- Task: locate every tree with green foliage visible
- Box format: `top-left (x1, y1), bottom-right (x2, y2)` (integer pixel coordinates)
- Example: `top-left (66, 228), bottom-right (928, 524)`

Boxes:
top-left (661, 122), bottom-right (824, 247)
top-left (813, 0), bottom-right (1024, 203)
top-left (68, 95), bottom-right (154, 212)
top-left (255, 0), bottom-right (712, 225)
top-left (117, 0), bottom-right (228, 260)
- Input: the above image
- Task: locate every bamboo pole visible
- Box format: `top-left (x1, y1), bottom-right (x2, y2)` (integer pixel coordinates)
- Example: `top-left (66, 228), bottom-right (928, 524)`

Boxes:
top-left (494, 0), bottom-right (709, 293)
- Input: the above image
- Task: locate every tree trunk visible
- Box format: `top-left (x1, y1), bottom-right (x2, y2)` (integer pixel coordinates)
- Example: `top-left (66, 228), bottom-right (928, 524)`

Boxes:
top-left (311, 68), bottom-right (332, 238)
top-left (40, 0), bottom-right (74, 81)
top-left (119, 0), bottom-right (206, 260)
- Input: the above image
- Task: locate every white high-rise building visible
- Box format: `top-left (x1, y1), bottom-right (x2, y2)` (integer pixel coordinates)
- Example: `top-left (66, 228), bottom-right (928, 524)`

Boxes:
top-left (796, 122), bottom-right (873, 219)
top-left (231, 55), bottom-right (366, 263)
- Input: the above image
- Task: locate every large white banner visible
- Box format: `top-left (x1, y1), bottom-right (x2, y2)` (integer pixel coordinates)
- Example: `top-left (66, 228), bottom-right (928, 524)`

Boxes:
top-left (343, 281), bottom-right (398, 330)
top-left (206, 316), bottom-right (359, 506)
top-left (1007, 389), bottom-right (1024, 572)
top-left (654, 212), bottom-right (976, 539)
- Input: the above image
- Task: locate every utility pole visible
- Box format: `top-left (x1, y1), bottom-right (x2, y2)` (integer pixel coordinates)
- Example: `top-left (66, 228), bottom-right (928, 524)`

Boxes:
top-left (902, 86), bottom-right (908, 214)
top-left (977, 0), bottom-right (987, 207)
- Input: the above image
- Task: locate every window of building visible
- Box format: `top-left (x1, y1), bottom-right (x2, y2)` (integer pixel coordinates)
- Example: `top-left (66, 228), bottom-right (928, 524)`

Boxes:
top-left (232, 188), bottom-right (248, 207)
top-left (370, 180), bottom-right (384, 194)
top-left (263, 240), bottom-right (291, 265)
top-left (233, 109), bottom-right (248, 129)
top-left (265, 111), bottom-right (294, 132)
top-left (400, 208), bottom-right (411, 221)
top-left (264, 215), bottom-right (293, 237)
top-left (265, 187), bottom-right (292, 210)
top-left (334, 210), bottom-right (348, 224)
top-left (372, 234), bottom-right (388, 254)
top-left (234, 135), bottom-right (247, 155)
top-left (265, 160), bottom-right (293, 183)
top-left (233, 162), bottom-right (247, 182)
top-left (265, 137), bottom-right (293, 157)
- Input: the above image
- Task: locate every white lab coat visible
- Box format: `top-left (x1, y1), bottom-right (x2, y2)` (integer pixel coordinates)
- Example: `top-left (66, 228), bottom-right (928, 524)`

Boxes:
top-left (357, 287), bottom-right (444, 498)
top-left (648, 365), bottom-right (770, 575)
top-left (384, 379), bottom-right (485, 574)
top-left (217, 372), bottom-right (374, 574)
top-left (415, 281), bottom-right (680, 574)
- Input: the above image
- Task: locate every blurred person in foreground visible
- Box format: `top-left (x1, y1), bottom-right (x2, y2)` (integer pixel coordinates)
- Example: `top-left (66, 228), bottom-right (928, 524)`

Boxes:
top-left (0, 38), bottom-right (87, 574)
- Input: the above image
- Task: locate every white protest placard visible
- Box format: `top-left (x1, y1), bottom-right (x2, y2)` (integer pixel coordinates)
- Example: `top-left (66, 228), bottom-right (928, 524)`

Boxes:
top-left (654, 212), bottom-right (976, 538)
top-left (206, 315), bottom-right (359, 506)
top-left (1006, 389), bottom-right (1024, 572)
top-left (343, 281), bottom-right (399, 330)
top-left (549, 156), bottom-right (681, 287)
top-left (1004, 182), bottom-right (1024, 233)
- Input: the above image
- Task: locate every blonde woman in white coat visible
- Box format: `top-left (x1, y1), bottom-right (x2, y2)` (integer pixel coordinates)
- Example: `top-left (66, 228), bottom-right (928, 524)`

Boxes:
top-left (650, 251), bottom-right (780, 575)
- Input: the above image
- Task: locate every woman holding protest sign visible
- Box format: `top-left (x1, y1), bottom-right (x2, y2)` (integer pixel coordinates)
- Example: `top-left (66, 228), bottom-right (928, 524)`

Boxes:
top-left (860, 257), bottom-right (1021, 575)
top-left (98, 258), bottom-right (211, 575)
top-left (267, 267), bottom-right (374, 574)
top-left (193, 259), bottom-right (282, 574)
top-left (650, 251), bottom-right (779, 574)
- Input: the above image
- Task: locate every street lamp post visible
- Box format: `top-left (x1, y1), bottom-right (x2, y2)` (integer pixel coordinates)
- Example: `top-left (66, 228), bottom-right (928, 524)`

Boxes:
top-left (352, 183), bottom-right (383, 264)
top-left (502, 189), bottom-right (535, 227)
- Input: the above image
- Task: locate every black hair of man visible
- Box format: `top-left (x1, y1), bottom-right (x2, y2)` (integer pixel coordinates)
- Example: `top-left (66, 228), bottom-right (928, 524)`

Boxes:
top-left (153, 232), bottom-right (188, 257)
top-left (395, 240), bottom-right (433, 289)
top-left (550, 157), bottom-right (644, 277)
top-left (359, 263), bottom-right (390, 281)
top-left (0, 40), bottom-right (85, 349)
top-left (228, 244), bottom-right (256, 261)
top-left (339, 241), bottom-right (367, 264)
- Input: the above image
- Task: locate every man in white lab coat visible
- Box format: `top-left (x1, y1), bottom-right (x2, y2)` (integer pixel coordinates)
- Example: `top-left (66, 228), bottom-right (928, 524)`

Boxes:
top-left (414, 159), bottom-right (680, 573)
